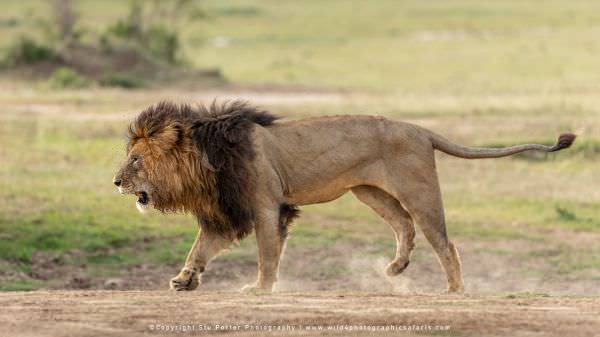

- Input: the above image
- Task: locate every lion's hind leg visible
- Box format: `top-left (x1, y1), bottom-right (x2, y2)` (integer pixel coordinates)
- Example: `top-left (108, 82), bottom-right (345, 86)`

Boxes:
top-left (392, 180), bottom-right (465, 294)
top-left (417, 213), bottom-right (464, 294)
top-left (352, 186), bottom-right (415, 277)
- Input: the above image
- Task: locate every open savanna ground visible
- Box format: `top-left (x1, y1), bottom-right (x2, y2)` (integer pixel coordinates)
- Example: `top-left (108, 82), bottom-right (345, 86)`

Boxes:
top-left (0, 87), bottom-right (598, 295)
top-left (0, 1), bottom-right (599, 336)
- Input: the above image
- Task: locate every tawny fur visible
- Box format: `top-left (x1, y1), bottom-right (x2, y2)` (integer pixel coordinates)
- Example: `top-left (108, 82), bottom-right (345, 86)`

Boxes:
top-left (114, 101), bottom-right (576, 293)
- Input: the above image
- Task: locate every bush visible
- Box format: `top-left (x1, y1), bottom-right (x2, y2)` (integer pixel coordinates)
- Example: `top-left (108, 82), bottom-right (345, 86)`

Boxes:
top-left (49, 67), bottom-right (87, 88)
top-left (555, 206), bottom-right (577, 222)
top-left (2, 37), bottom-right (59, 66)
top-left (105, 19), bottom-right (137, 39)
top-left (145, 26), bottom-right (179, 64)
top-left (100, 2), bottom-right (185, 65)
top-left (99, 73), bottom-right (143, 88)
top-left (102, 23), bottom-right (180, 64)
top-left (0, 17), bottom-right (19, 28)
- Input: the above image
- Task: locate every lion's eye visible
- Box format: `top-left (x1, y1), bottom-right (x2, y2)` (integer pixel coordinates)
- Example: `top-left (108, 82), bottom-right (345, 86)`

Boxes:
top-left (132, 156), bottom-right (140, 164)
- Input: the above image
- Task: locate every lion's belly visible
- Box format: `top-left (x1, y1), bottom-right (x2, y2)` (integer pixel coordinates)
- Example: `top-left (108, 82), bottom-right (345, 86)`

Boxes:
top-left (282, 164), bottom-right (380, 205)
top-left (285, 185), bottom-right (350, 205)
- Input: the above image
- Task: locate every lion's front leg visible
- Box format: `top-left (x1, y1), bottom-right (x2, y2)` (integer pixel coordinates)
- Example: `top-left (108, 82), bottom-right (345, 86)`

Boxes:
top-left (241, 208), bottom-right (284, 293)
top-left (170, 230), bottom-right (232, 291)
top-left (170, 266), bottom-right (201, 291)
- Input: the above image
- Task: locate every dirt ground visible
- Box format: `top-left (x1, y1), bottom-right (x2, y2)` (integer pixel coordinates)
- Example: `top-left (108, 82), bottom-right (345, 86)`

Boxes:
top-left (15, 230), bottom-right (600, 296)
top-left (0, 290), bottom-right (598, 337)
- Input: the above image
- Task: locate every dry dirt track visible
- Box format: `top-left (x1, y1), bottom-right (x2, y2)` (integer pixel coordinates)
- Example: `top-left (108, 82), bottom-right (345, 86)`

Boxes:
top-left (0, 291), bottom-right (598, 337)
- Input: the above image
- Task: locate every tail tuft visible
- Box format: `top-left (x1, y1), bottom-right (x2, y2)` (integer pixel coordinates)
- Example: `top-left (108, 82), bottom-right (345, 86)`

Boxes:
top-left (550, 133), bottom-right (577, 152)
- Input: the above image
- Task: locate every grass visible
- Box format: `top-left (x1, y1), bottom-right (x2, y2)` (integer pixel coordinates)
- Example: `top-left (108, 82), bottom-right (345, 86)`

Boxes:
top-left (0, 1), bottom-right (599, 291)
top-left (0, 279), bottom-right (45, 291)
top-left (0, 116), bottom-right (197, 269)
top-left (0, 95), bottom-right (598, 290)
top-left (182, 0), bottom-right (600, 92)
top-left (2, 1), bottom-right (600, 92)
top-left (505, 291), bottom-right (551, 299)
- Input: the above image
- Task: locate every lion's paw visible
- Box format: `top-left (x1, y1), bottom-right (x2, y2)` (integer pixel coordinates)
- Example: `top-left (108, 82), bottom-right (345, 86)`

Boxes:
top-left (385, 259), bottom-right (410, 277)
top-left (169, 267), bottom-right (200, 291)
top-left (240, 282), bottom-right (273, 294)
top-left (440, 286), bottom-right (465, 295)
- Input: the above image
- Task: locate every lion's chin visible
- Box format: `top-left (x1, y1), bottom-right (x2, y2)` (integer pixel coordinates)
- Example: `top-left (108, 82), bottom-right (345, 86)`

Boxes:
top-left (136, 200), bottom-right (150, 213)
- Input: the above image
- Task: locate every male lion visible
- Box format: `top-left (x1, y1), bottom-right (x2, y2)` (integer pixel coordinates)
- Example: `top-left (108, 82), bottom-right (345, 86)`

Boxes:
top-left (113, 101), bottom-right (575, 293)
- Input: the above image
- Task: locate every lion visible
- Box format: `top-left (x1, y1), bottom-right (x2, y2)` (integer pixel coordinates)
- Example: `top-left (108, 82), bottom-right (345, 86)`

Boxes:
top-left (113, 101), bottom-right (575, 293)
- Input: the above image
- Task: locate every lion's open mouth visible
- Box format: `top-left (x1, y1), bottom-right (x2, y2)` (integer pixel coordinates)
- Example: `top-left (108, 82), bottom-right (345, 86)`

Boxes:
top-left (136, 191), bottom-right (149, 205)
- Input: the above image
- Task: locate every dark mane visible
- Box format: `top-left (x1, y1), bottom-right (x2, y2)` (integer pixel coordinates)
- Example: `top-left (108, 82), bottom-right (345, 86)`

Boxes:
top-left (190, 101), bottom-right (278, 240)
top-left (196, 100), bottom-right (279, 126)
top-left (128, 100), bottom-right (279, 240)
top-left (128, 100), bottom-right (277, 143)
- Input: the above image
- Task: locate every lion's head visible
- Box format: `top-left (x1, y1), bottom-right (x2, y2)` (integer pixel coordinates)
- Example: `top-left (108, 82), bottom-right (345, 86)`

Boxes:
top-left (113, 101), bottom-right (278, 240)
top-left (113, 102), bottom-right (210, 214)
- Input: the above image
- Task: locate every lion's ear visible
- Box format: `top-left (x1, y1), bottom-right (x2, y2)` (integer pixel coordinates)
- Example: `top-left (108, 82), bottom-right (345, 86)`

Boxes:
top-left (150, 121), bottom-right (186, 150)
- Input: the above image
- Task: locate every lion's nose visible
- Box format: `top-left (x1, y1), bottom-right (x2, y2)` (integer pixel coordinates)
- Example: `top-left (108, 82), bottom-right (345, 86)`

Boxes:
top-left (113, 178), bottom-right (122, 187)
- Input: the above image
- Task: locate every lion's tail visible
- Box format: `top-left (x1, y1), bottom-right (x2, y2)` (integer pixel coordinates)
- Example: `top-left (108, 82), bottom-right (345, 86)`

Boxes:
top-left (427, 131), bottom-right (576, 159)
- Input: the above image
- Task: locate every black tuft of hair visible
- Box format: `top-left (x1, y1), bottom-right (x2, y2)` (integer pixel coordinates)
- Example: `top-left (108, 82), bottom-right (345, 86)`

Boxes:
top-left (278, 204), bottom-right (300, 242)
top-left (549, 133), bottom-right (577, 152)
top-left (197, 100), bottom-right (279, 126)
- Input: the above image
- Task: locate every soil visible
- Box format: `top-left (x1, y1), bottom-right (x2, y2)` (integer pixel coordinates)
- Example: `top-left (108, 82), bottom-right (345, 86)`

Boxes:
top-left (3, 234), bottom-right (598, 337)
top-left (0, 290), bottom-right (598, 337)
top-left (8, 230), bottom-right (598, 296)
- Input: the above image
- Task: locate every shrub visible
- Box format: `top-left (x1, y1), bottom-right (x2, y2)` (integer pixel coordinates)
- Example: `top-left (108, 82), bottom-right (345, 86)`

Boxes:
top-left (49, 67), bottom-right (87, 88)
top-left (555, 206), bottom-right (577, 222)
top-left (0, 17), bottom-right (19, 28)
top-left (101, 1), bottom-right (186, 65)
top-left (106, 20), bottom-right (137, 39)
top-left (99, 73), bottom-right (143, 88)
top-left (2, 37), bottom-right (59, 66)
top-left (145, 26), bottom-right (179, 64)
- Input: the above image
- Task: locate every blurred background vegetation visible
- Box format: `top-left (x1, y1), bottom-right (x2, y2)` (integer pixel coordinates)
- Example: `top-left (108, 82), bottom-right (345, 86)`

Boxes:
top-left (3, 0), bottom-right (600, 91)
top-left (0, 0), bottom-right (598, 293)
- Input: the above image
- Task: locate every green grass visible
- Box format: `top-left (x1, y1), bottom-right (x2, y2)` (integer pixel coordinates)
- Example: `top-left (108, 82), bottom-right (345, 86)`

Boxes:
top-left (448, 197), bottom-right (600, 234)
top-left (183, 0), bottom-right (600, 92)
top-left (3, 1), bottom-right (600, 92)
top-left (0, 1), bottom-right (599, 290)
top-left (0, 279), bottom-right (45, 291)
top-left (505, 291), bottom-right (551, 299)
top-left (1, 101), bottom-right (598, 288)
top-left (0, 117), bottom-right (199, 273)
